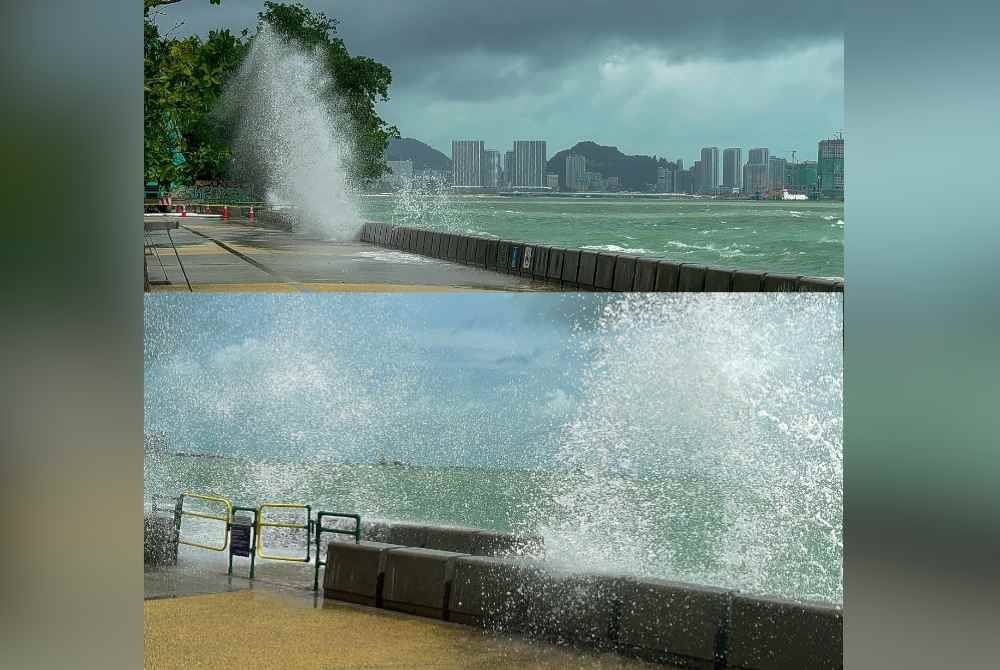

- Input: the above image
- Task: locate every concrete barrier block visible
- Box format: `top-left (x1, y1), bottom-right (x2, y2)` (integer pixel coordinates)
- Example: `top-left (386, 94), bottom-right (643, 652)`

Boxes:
top-left (518, 246), bottom-right (535, 275)
top-left (382, 547), bottom-right (466, 619)
top-left (469, 237), bottom-right (487, 267)
top-left (144, 513), bottom-right (177, 567)
top-left (425, 230), bottom-right (440, 257)
top-left (384, 523), bottom-right (429, 548)
top-left (411, 228), bottom-right (422, 253)
top-left (762, 274), bottom-right (801, 292)
top-left (508, 244), bottom-right (523, 273)
top-left (378, 224), bottom-right (388, 245)
top-left (533, 571), bottom-right (623, 648)
top-left (398, 227), bottom-right (410, 251)
top-left (471, 532), bottom-right (545, 558)
top-left (547, 248), bottom-right (566, 281)
top-left (455, 235), bottom-right (469, 264)
top-left (618, 577), bottom-right (731, 666)
top-left (654, 261), bottom-right (682, 291)
top-left (612, 255), bottom-right (638, 291)
top-left (797, 277), bottom-right (839, 292)
top-left (485, 239), bottom-right (499, 269)
top-left (532, 246), bottom-right (550, 279)
top-left (727, 594), bottom-right (843, 670)
top-left (323, 541), bottom-right (404, 607)
top-left (703, 267), bottom-right (734, 292)
top-left (677, 264), bottom-right (708, 291)
top-left (577, 251), bottom-right (599, 289)
top-left (633, 258), bottom-right (658, 291)
top-left (448, 556), bottom-right (547, 629)
top-left (732, 270), bottom-right (764, 292)
top-left (359, 519), bottom-right (392, 543)
top-left (462, 236), bottom-right (479, 265)
top-left (422, 526), bottom-right (480, 554)
top-left (594, 254), bottom-right (618, 290)
top-left (561, 249), bottom-right (581, 286)
top-left (496, 241), bottom-right (511, 272)
top-left (447, 233), bottom-right (460, 260)
top-left (422, 229), bottom-right (436, 256)
top-left (359, 223), bottom-right (370, 242)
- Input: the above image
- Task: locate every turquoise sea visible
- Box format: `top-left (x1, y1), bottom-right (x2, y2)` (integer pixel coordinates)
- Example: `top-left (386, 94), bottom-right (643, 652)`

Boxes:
top-left (357, 195), bottom-right (844, 278)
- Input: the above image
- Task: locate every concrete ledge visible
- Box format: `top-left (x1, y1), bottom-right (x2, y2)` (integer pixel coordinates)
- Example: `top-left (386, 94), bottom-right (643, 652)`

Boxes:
top-left (732, 270), bottom-right (765, 291)
top-left (547, 248), bottom-right (566, 281)
top-left (382, 523), bottom-right (429, 548)
top-left (447, 233), bottom-right (461, 261)
top-left (382, 547), bottom-right (466, 619)
top-left (509, 244), bottom-right (524, 273)
top-left (497, 241), bottom-right (511, 272)
top-left (633, 258), bottom-right (658, 291)
top-left (456, 235), bottom-right (469, 265)
top-left (617, 577), bottom-right (731, 667)
top-left (762, 274), bottom-right (801, 292)
top-left (798, 277), bottom-right (841, 292)
top-left (677, 264), bottom-right (708, 292)
top-left (594, 254), bottom-right (618, 290)
top-left (704, 267), bottom-right (734, 292)
top-left (422, 526), bottom-right (480, 554)
top-left (485, 240), bottom-right (499, 269)
top-left (448, 556), bottom-right (545, 629)
top-left (612, 255), bottom-right (638, 291)
top-left (577, 251), bottom-right (599, 289)
top-left (532, 246), bottom-right (550, 280)
top-left (654, 261), bottom-right (682, 291)
top-left (727, 594), bottom-right (843, 670)
top-left (323, 541), bottom-right (404, 607)
top-left (561, 249), bottom-right (581, 287)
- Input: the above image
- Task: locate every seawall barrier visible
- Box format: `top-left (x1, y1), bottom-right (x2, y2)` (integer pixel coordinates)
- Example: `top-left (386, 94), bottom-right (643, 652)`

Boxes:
top-left (323, 536), bottom-right (843, 669)
top-left (359, 222), bottom-right (844, 293)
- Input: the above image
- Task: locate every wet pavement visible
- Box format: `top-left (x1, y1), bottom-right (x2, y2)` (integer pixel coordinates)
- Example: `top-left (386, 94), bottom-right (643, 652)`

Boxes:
top-left (143, 216), bottom-right (554, 292)
top-left (145, 548), bottom-right (668, 669)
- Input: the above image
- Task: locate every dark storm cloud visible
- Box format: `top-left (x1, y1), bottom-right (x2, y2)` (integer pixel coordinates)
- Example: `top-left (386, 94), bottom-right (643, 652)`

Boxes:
top-left (156, 0), bottom-right (842, 100)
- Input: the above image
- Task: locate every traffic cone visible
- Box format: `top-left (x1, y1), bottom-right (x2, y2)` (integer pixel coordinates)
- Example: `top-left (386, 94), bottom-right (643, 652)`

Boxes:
top-left (181, 205), bottom-right (187, 217)
top-left (223, 205), bottom-right (230, 220)
top-left (248, 206), bottom-right (255, 221)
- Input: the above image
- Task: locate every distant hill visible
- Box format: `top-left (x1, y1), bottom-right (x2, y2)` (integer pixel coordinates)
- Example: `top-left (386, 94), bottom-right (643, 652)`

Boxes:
top-left (386, 137), bottom-right (452, 172)
top-left (547, 141), bottom-right (662, 191)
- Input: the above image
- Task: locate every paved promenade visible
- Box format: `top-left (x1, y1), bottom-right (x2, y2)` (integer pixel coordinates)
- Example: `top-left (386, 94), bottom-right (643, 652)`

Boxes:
top-left (143, 215), bottom-right (552, 292)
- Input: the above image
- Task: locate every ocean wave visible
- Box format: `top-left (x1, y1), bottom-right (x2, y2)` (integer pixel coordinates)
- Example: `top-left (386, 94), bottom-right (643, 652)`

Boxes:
top-left (352, 250), bottom-right (438, 264)
top-left (580, 244), bottom-right (655, 254)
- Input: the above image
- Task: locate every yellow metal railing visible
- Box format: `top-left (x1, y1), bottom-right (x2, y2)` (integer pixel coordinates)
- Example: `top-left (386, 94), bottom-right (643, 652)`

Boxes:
top-left (255, 503), bottom-right (311, 562)
top-left (177, 492), bottom-right (232, 552)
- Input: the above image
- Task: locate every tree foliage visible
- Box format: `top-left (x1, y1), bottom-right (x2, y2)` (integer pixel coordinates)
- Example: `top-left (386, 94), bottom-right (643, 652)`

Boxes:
top-left (143, 1), bottom-right (397, 187)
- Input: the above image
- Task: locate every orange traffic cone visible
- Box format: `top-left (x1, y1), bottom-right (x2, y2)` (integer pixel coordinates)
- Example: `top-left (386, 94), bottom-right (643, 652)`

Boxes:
top-left (248, 206), bottom-right (256, 221)
top-left (223, 205), bottom-right (230, 220)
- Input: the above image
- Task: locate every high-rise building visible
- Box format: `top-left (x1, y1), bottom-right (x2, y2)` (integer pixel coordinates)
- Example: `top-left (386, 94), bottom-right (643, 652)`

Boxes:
top-left (657, 166), bottom-right (674, 193)
top-left (700, 147), bottom-right (720, 192)
top-left (743, 148), bottom-right (770, 195)
top-left (692, 160), bottom-right (704, 193)
top-left (452, 140), bottom-right (484, 187)
top-left (503, 151), bottom-right (514, 189)
top-left (817, 137), bottom-right (844, 197)
top-left (722, 148), bottom-right (742, 190)
top-left (748, 148), bottom-right (769, 166)
top-left (512, 140), bottom-right (546, 188)
top-left (565, 154), bottom-right (586, 191)
top-left (768, 157), bottom-right (787, 193)
top-left (545, 173), bottom-right (560, 190)
top-left (482, 149), bottom-right (501, 189)
top-left (788, 160), bottom-right (818, 194)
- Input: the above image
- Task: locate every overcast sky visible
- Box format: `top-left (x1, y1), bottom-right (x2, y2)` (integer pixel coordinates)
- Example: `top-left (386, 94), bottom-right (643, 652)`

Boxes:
top-left (153, 0), bottom-right (843, 164)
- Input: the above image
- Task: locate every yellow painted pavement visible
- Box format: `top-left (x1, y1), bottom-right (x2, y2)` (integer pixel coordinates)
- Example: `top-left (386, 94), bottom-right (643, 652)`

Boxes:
top-left (144, 590), bottom-right (664, 670)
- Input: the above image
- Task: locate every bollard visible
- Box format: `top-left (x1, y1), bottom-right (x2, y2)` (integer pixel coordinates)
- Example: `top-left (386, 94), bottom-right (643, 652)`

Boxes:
top-left (222, 205), bottom-right (230, 220)
top-left (248, 206), bottom-right (256, 221)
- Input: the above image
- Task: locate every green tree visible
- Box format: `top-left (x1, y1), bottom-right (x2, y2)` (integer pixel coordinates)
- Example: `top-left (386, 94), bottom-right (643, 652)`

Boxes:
top-left (143, 1), bottom-right (397, 188)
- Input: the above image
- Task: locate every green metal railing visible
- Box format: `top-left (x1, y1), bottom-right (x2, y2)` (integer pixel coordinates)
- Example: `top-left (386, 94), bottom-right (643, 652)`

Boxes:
top-left (168, 492), bottom-right (362, 591)
top-left (313, 512), bottom-right (362, 591)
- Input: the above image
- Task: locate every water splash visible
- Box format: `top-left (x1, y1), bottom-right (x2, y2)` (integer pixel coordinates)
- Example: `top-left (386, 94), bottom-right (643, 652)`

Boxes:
top-left (222, 25), bottom-right (361, 239)
top-left (389, 176), bottom-right (467, 232)
top-left (535, 294), bottom-right (842, 603)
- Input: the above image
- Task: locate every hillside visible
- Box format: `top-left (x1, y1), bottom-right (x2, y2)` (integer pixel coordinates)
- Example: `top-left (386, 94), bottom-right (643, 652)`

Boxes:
top-left (386, 137), bottom-right (452, 172)
top-left (547, 141), bottom-right (661, 191)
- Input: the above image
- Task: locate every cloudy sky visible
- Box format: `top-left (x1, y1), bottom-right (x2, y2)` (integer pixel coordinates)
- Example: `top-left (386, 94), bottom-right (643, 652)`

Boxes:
top-left (153, 0), bottom-right (843, 165)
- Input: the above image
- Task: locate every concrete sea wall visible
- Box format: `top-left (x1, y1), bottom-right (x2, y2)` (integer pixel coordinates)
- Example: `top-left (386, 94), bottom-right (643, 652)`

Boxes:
top-left (323, 534), bottom-right (843, 669)
top-left (358, 222), bottom-right (844, 292)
